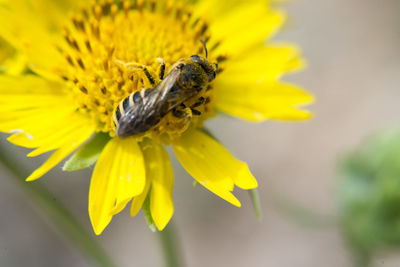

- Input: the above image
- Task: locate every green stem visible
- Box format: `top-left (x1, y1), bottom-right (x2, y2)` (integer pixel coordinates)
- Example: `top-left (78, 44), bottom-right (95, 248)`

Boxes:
top-left (248, 189), bottom-right (262, 220)
top-left (158, 222), bottom-right (183, 267)
top-left (0, 144), bottom-right (116, 267)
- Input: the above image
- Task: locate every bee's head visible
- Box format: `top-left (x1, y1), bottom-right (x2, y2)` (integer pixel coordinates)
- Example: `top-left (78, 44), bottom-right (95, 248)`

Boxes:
top-left (189, 55), bottom-right (218, 82)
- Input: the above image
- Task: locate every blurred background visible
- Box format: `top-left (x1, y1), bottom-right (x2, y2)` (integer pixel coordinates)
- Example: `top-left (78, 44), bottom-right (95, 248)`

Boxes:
top-left (1, 0), bottom-right (400, 266)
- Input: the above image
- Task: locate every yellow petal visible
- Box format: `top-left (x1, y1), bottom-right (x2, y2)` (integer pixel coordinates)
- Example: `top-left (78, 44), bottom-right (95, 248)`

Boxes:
top-left (215, 81), bottom-right (314, 122)
top-left (0, 1), bottom-right (68, 77)
top-left (0, 74), bottom-right (65, 95)
top-left (173, 129), bottom-right (258, 207)
top-left (0, 75), bottom-right (77, 151)
top-left (141, 140), bottom-right (174, 231)
top-left (0, 106), bottom-right (73, 135)
top-left (0, 75), bottom-right (68, 120)
top-left (195, 1), bottom-right (285, 56)
top-left (113, 138), bottom-right (147, 210)
top-left (0, 76), bottom-right (95, 182)
top-left (25, 117), bottom-right (94, 157)
top-left (130, 178), bottom-right (150, 218)
top-left (0, 37), bottom-right (27, 75)
top-left (26, 121), bottom-right (95, 181)
top-left (221, 44), bottom-right (306, 83)
top-left (89, 137), bottom-right (146, 235)
top-left (0, 36), bottom-right (15, 63)
top-left (25, 0), bottom-right (86, 27)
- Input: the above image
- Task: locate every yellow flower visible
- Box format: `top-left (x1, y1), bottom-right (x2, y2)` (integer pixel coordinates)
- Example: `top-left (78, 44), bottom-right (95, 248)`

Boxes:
top-left (0, 0), bottom-right (313, 235)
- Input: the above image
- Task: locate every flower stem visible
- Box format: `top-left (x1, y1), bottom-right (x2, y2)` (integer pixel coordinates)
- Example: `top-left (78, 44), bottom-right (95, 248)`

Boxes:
top-left (0, 143), bottom-right (116, 267)
top-left (158, 221), bottom-right (184, 267)
top-left (248, 189), bottom-right (262, 220)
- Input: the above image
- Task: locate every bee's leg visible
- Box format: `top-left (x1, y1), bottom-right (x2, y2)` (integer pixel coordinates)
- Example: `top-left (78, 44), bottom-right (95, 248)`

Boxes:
top-left (191, 109), bottom-right (201, 116)
top-left (156, 58), bottom-right (166, 80)
top-left (189, 97), bottom-right (205, 116)
top-left (112, 60), bottom-right (156, 86)
top-left (135, 65), bottom-right (156, 86)
top-left (172, 108), bottom-right (185, 118)
top-left (172, 103), bottom-right (186, 118)
top-left (191, 97), bottom-right (205, 108)
top-left (172, 104), bottom-right (193, 120)
top-left (141, 66), bottom-right (156, 86)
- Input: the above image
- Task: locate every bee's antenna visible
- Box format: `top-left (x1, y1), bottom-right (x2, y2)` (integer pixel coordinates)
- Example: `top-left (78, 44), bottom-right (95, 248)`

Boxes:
top-left (200, 39), bottom-right (208, 58)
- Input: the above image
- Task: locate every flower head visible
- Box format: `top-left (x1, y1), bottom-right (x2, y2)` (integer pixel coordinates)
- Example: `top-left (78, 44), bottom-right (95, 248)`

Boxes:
top-left (0, 0), bottom-right (313, 234)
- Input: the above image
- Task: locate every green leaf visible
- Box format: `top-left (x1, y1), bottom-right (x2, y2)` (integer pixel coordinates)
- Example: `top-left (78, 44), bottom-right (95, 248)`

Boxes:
top-left (143, 190), bottom-right (157, 232)
top-left (248, 189), bottom-right (262, 220)
top-left (63, 132), bottom-right (110, 171)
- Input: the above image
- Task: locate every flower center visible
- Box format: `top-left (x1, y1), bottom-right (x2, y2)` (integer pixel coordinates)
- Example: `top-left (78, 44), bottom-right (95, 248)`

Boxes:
top-left (57, 0), bottom-right (224, 141)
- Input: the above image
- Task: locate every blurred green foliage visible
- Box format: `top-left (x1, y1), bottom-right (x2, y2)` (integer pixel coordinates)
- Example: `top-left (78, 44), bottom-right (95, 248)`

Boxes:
top-left (339, 129), bottom-right (400, 265)
top-left (0, 142), bottom-right (116, 267)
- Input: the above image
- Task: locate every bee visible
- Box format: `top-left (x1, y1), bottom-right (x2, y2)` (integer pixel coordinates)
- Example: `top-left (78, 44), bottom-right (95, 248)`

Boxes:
top-left (113, 50), bottom-right (218, 138)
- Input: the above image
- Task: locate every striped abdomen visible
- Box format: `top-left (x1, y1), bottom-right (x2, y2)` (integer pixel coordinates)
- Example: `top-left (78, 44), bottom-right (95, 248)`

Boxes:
top-left (113, 88), bottom-right (167, 137)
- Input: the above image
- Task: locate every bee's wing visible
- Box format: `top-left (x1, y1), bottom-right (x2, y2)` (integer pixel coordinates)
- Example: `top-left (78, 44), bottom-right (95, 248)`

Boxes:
top-left (157, 68), bottom-right (181, 100)
top-left (125, 68), bottom-right (179, 118)
top-left (152, 67), bottom-right (199, 111)
top-left (141, 68), bottom-right (181, 111)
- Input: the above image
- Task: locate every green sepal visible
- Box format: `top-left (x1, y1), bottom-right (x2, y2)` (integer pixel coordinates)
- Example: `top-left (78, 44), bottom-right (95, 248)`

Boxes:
top-left (63, 132), bottom-right (110, 171)
top-left (143, 191), bottom-right (157, 232)
top-left (248, 189), bottom-right (262, 220)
